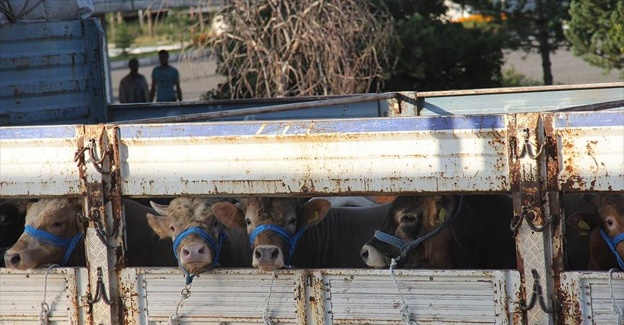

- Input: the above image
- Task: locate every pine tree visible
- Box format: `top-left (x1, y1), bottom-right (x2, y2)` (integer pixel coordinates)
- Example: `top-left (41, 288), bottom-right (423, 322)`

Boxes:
top-left (565, 0), bottom-right (624, 76)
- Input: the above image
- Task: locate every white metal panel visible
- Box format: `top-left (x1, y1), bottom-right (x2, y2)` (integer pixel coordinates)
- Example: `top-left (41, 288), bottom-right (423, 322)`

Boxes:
top-left (0, 125), bottom-right (80, 196)
top-left (319, 269), bottom-right (523, 324)
top-left (555, 111), bottom-right (624, 191)
top-left (118, 115), bottom-right (510, 196)
top-left (0, 268), bottom-right (89, 324)
top-left (561, 271), bottom-right (624, 325)
top-left (121, 268), bottom-right (302, 324)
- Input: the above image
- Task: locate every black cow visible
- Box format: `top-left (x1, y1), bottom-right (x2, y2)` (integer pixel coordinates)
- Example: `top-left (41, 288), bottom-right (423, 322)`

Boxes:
top-left (360, 195), bottom-right (517, 269)
top-left (0, 200), bottom-right (30, 267)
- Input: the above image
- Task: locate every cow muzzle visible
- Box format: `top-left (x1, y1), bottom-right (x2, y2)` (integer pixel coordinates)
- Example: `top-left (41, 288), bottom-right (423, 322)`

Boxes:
top-left (253, 245), bottom-right (285, 271)
top-left (360, 243), bottom-right (388, 268)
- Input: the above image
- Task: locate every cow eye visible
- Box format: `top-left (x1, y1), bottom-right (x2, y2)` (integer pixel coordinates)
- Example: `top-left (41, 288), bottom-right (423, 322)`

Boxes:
top-left (245, 218), bottom-right (251, 226)
top-left (0, 216), bottom-right (7, 224)
top-left (52, 221), bottom-right (63, 228)
top-left (401, 215), bottom-right (417, 223)
top-left (287, 218), bottom-right (296, 225)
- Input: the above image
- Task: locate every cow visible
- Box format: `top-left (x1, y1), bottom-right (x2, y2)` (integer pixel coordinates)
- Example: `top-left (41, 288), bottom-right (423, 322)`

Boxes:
top-left (211, 197), bottom-right (392, 271)
top-left (0, 200), bottom-right (30, 267)
top-left (360, 195), bottom-right (517, 269)
top-left (3, 198), bottom-right (177, 270)
top-left (145, 197), bottom-right (252, 283)
top-left (567, 193), bottom-right (624, 270)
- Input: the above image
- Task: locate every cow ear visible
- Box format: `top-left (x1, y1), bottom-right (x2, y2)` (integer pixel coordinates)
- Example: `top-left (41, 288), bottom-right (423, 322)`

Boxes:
top-left (150, 201), bottom-right (169, 216)
top-left (146, 213), bottom-right (171, 239)
top-left (212, 202), bottom-right (246, 229)
top-left (302, 199), bottom-right (331, 226)
top-left (567, 212), bottom-right (598, 236)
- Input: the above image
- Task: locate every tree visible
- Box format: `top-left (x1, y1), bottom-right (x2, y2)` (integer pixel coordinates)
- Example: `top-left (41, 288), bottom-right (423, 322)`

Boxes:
top-left (382, 13), bottom-right (505, 91)
top-left (565, 0), bottom-right (624, 76)
top-left (457, 0), bottom-right (571, 85)
top-left (205, 0), bottom-right (399, 99)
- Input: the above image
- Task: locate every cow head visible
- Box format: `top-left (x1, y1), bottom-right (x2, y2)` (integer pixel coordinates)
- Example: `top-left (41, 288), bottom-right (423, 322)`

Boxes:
top-left (584, 193), bottom-right (624, 269)
top-left (146, 197), bottom-right (239, 279)
top-left (4, 198), bottom-right (84, 270)
top-left (212, 197), bottom-right (331, 272)
top-left (360, 195), bottom-right (461, 269)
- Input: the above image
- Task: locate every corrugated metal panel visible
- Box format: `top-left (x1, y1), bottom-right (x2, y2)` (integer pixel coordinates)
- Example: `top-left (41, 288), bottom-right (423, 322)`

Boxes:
top-left (321, 269), bottom-right (522, 324)
top-left (555, 111), bottom-right (624, 191)
top-left (417, 83), bottom-right (624, 116)
top-left (0, 19), bottom-right (107, 126)
top-left (0, 268), bottom-right (89, 324)
top-left (0, 125), bottom-right (81, 197)
top-left (118, 115), bottom-right (510, 196)
top-left (121, 268), bottom-right (302, 324)
top-left (561, 271), bottom-right (624, 325)
top-left (119, 268), bottom-right (522, 325)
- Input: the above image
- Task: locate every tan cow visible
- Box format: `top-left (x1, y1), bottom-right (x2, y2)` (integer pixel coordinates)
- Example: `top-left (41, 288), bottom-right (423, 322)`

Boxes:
top-left (146, 197), bottom-right (252, 283)
top-left (4, 198), bottom-right (176, 269)
top-left (212, 197), bottom-right (391, 272)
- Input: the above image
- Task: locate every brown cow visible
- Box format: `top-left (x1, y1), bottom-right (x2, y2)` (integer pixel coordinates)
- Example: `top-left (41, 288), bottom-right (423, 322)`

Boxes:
top-left (360, 195), bottom-right (517, 269)
top-left (567, 193), bottom-right (624, 270)
top-left (211, 197), bottom-right (391, 271)
top-left (146, 197), bottom-right (252, 283)
top-left (3, 198), bottom-right (176, 269)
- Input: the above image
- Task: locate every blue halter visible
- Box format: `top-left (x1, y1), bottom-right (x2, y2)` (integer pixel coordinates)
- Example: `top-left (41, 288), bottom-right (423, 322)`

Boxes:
top-left (23, 225), bottom-right (83, 266)
top-left (173, 226), bottom-right (226, 285)
top-left (599, 229), bottom-right (624, 270)
top-left (373, 196), bottom-right (464, 265)
top-left (248, 224), bottom-right (307, 266)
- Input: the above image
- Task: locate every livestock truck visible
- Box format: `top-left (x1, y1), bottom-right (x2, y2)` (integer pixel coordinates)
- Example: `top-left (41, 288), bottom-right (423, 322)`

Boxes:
top-left (1, 18), bottom-right (623, 325)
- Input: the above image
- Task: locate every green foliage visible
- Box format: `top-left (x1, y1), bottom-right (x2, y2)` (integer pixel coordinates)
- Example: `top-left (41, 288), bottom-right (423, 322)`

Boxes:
top-left (565, 0), bottom-right (624, 75)
top-left (114, 23), bottom-right (134, 54)
top-left (501, 66), bottom-right (542, 87)
top-left (455, 0), bottom-right (572, 85)
top-left (382, 14), bottom-right (505, 91)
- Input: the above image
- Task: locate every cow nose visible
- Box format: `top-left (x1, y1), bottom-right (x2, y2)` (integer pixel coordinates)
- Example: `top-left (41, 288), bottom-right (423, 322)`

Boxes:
top-left (180, 245), bottom-right (209, 263)
top-left (4, 252), bottom-right (21, 269)
top-left (360, 247), bottom-right (369, 262)
top-left (255, 246), bottom-right (279, 261)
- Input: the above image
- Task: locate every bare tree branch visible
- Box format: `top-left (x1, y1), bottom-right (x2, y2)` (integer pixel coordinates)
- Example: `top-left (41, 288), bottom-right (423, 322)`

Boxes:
top-left (206, 0), bottom-right (399, 98)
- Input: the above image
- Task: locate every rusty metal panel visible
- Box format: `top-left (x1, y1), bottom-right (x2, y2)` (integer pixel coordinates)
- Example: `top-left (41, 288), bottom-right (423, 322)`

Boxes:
top-left (560, 271), bottom-right (624, 324)
top-left (418, 83), bottom-right (624, 116)
top-left (0, 268), bottom-right (89, 324)
top-left (316, 269), bottom-right (523, 324)
top-left (555, 111), bottom-right (624, 191)
top-left (0, 125), bottom-right (81, 197)
top-left (119, 268), bottom-right (303, 324)
top-left (0, 19), bottom-right (107, 126)
top-left (118, 115), bottom-right (510, 196)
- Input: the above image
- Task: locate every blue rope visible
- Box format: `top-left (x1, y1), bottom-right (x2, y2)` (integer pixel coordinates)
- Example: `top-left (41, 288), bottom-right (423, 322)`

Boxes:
top-left (23, 225), bottom-right (83, 266)
top-left (599, 229), bottom-right (624, 270)
top-left (173, 226), bottom-right (226, 285)
top-left (248, 224), bottom-right (307, 266)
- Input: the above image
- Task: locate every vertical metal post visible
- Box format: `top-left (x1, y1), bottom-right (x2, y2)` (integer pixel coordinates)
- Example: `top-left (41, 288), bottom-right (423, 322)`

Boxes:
top-left (78, 125), bottom-right (124, 325)
top-left (508, 113), bottom-right (560, 325)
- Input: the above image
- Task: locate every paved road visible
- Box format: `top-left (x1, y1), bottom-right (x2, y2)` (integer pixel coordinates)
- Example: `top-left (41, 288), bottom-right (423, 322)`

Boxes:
top-left (108, 49), bottom-right (621, 103)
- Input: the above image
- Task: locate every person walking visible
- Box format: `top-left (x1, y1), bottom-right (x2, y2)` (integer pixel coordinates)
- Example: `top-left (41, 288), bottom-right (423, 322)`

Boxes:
top-left (150, 50), bottom-right (183, 102)
top-left (118, 58), bottom-right (150, 103)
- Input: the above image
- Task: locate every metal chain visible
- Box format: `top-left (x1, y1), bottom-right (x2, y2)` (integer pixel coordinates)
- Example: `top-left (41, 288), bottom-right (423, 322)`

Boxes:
top-left (169, 284), bottom-right (192, 325)
top-left (519, 269), bottom-right (561, 313)
top-left (262, 270), bottom-right (278, 325)
top-left (608, 269), bottom-right (624, 325)
top-left (39, 264), bottom-right (59, 325)
top-left (389, 258), bottom-right (418, 325)
top-left (86, 267), bottom-right (112, 308)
